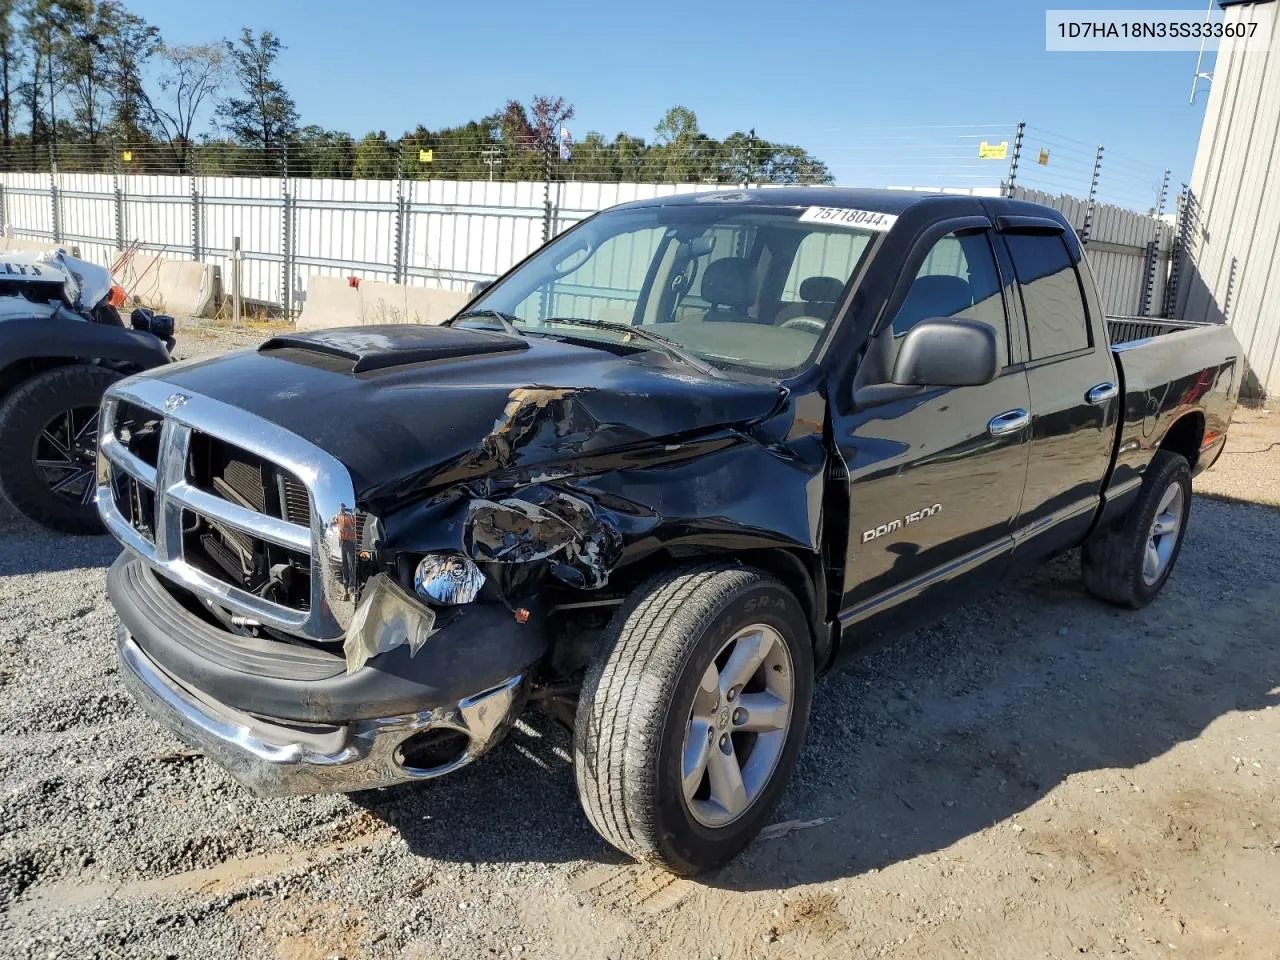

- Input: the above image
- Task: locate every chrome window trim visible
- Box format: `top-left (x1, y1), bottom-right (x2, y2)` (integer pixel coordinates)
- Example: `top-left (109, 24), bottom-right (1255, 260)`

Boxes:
top-left (97, 376), bottom-right (360, 640)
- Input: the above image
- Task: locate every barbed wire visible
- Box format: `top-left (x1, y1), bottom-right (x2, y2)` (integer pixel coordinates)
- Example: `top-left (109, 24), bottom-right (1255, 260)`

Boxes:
top-left (0, 122), bottom-right (1176, 214)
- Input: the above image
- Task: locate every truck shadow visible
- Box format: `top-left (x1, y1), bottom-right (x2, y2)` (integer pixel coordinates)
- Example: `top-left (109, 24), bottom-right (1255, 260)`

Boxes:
top-left (358, 494), bottom-right (1280, 887)
top-left (0, 505), bottom-right (122, 575)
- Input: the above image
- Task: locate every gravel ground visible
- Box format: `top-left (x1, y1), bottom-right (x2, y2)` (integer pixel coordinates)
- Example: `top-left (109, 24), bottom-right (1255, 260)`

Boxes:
top-left (1, 321), bottom-right (1277, 959)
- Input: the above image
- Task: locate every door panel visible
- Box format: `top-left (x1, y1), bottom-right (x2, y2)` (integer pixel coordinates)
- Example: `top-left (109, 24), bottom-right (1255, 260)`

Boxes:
top-left (835, 368), bottom-right (1031, 619)
top-left (833, 225), bottom-right (1031, 637)
top-left (1002, 232), bottom-right (1119, 556)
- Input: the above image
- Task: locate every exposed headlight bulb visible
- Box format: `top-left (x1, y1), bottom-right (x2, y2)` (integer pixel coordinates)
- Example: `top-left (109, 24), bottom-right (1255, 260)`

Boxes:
top-left (413, 553), bottom-right (486, 605)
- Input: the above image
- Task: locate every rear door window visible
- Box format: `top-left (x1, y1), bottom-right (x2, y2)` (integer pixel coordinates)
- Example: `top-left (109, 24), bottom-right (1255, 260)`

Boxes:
top-left (1004, 233), bottom-right (1091, 359)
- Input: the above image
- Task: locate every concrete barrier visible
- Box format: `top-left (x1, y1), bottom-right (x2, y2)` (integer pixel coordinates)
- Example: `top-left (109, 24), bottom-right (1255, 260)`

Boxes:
top-left (297, 277), bottom-right (471, 331)
top-left (114, 254), bottom-right (221, 318)
top-left (0, 236), bottom-right (81, 257)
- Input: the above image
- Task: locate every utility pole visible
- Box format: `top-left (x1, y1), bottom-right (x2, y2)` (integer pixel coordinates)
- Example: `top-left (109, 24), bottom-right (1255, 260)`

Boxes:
top-left (482, 144), bottom-right (502, 181)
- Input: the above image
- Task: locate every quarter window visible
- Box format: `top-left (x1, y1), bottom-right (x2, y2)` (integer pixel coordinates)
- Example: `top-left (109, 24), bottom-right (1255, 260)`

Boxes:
top-left (1004, 233), bottom-right (1091, 359)
top-left (891, 231), bottom-right (1009, 369)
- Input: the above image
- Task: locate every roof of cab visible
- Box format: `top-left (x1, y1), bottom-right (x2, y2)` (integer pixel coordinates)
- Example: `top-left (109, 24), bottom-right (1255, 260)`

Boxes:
top-left (610, 186), bottom-right (977, 215)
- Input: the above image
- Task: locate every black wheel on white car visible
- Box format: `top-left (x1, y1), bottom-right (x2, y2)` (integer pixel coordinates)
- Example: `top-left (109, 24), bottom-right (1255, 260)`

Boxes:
top-left (0, 365), bottom-right (119, 534)
top-left (1082, 450), bottom-right (1192, 609)
top-left (573, 564), bottom-right (814, 875)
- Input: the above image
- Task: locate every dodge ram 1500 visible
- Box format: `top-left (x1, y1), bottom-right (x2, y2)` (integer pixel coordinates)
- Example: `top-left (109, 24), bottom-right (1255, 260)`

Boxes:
top-left (97, 188), bottom-right (1241, 875)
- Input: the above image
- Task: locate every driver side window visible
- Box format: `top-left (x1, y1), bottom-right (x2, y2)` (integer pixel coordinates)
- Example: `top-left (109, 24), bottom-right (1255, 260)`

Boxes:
top-left (891, 231), bottom-right (1009, 369)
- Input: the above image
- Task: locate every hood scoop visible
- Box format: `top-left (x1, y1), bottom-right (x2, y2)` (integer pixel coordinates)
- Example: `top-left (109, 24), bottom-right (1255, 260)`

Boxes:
top-left (260, 324), bottom-right (529, 373)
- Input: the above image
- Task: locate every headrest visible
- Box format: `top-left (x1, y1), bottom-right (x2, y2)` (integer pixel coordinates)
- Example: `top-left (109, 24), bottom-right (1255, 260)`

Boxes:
top-left (799, 276), bottom-right (844, 303)
top-left (701, 257), bottom-right (752, 308)
top-left (896, 275), bottom-right (973, 332)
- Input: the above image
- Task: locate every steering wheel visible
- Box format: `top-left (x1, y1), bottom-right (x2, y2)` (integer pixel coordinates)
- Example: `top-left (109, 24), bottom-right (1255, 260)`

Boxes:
top-left (779, 316), bottom-right (828, 336)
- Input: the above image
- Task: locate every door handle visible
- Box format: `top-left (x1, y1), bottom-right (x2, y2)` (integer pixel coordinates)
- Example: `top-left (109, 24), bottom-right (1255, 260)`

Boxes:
top-left (1086, 382), bottom-right (1119, 404)
top-left (988, 408), bottom-right (1031, 437)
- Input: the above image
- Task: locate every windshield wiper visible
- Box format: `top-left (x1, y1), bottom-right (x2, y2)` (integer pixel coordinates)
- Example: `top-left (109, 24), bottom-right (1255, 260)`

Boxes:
top-left (449, 309), bottom-right (524, 336)
top-left (542, 317), bottom-right (718, 377)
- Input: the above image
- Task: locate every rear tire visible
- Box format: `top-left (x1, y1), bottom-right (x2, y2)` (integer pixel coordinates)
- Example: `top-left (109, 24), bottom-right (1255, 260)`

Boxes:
top-left (1082, 450), bottom-right (1192, 609)
top-left (0, 365), bottom-right (120, 534)
top-left (573, 564), bottom-right (814, 875)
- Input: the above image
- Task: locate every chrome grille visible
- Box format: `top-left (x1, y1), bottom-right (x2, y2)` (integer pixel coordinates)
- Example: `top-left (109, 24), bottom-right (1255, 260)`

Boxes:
top-left (96, 378), bottom-right (362, 641)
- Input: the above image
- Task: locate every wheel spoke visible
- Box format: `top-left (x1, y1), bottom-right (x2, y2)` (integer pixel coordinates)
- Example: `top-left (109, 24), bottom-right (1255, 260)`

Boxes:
top-left (706, 737), bottom-right (748, 817)
top-left (719, 629), bottom-right (773, 698)
top-left (1152, 513), bottom-right (1179, 537)
top-left (40, 428), bottom-right (72, 460)
top-left (1143, 542), bottom-right (1161, 581)
top-left (73, 410), bottom-right (100, 445)
top-left (80, 477), bottom-right (98, 505)
top-left (35, 458), bottom-right (76, 470)
top-left (49, 467), bottom-right (92, 495)
top-left (733, 691), bottom-right (789, 733)
top-left (682, 719), bottom-right (712, 802)
top-left (1157, 484), bottom-right (1180, 515)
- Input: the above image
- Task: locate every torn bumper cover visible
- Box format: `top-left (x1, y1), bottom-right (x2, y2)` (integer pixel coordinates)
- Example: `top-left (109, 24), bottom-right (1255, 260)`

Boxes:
top-left (119, 629), bottom-right (523, 795)
top-left (108, 555), bottom-right (541, 795)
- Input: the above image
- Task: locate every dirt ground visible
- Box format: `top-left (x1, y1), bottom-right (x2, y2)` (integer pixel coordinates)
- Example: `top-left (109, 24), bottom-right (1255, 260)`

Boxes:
top-left (1, 321), bottom-right (1278, 959)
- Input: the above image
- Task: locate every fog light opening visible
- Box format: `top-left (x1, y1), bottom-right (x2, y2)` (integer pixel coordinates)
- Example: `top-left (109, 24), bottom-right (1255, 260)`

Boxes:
top-left (396, 728), bottom-right (471, 774)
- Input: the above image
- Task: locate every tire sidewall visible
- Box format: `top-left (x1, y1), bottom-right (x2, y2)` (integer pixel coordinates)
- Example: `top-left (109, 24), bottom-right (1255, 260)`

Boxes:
top-left (651, 579), bottom-right (814, 873)
top-left (0, 365), bottom-right (118, 534)
top-left (1134, 456), bottom-right (1192, 605)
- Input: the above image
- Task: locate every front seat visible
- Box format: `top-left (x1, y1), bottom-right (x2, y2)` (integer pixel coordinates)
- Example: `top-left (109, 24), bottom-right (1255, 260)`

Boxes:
top-left (700, 257), bottom-right (755, 323)
top-left (775, 275), bottom-right (845, 325)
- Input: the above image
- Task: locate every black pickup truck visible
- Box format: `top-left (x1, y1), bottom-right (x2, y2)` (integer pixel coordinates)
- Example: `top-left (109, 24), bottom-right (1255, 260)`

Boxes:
top-left (97, 188), bottom-right (1240, 875)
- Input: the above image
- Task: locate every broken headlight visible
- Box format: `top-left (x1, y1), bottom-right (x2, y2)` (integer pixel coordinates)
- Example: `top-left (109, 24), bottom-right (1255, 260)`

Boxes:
top-left (414, 553), bottom-right (486, 605)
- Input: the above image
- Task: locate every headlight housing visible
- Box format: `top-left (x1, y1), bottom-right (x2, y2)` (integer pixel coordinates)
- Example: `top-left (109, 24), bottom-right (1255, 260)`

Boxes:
top-left (414, 553), bottom-right (486, 605)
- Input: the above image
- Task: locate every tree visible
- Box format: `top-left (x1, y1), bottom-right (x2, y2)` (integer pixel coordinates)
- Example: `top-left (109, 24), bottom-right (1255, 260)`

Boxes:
top-left (60, 0), bottom-right (114, 144)
top-left (217, 27), bottom-right (297, 163)
top-left (141, 42), bottom-right (224, 168)
top-left (652, 106), bottom-right (715, 182)
top-left (0, 0), bottom-right (20, 149)
top-left (100, 0), bottom-right (159, 144)
top-left (352, 130), bottom-right (396, 179)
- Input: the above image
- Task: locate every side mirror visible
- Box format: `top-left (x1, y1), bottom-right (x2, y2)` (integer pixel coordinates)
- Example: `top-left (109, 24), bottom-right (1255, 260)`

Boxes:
top-left (891, 318), bottom-right (999, 388)
top-left (470, 279), bottom-right (492, 297)
top-left (130, 306), bottom-right (175, 340)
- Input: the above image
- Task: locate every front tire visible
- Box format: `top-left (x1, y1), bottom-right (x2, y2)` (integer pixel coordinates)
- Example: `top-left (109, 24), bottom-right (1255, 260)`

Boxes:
top-left (573, 564), bottom-right (814, 875)
top-left (1082, 450), bottom-right (1192, 608)
top-left (0, 365), bottom-right (120, 534)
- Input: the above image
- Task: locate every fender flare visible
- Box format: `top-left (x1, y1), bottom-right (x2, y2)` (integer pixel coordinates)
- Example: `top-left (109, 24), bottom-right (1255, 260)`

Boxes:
top-left (0, 314), bottom-right (170, 395)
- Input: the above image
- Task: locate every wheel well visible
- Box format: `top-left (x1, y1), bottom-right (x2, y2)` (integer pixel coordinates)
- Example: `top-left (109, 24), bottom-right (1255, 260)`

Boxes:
top-left (1159, 412), bottom-right (1205, 469)
top-left (604, 546), bottom-right (826, 651)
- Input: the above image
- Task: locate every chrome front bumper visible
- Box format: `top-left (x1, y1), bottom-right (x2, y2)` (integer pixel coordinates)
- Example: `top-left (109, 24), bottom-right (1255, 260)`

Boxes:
top-left (118, 628), bottom-right (524, 796)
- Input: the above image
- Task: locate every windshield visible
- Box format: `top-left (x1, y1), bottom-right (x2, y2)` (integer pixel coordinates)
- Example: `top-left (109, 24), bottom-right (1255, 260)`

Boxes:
top-left (467, 203), bottom-right (880, 376)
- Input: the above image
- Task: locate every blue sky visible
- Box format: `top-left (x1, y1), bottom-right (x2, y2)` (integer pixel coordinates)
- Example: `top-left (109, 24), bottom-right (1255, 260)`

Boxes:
top-left (128, 0), bottom-right (1217, 205)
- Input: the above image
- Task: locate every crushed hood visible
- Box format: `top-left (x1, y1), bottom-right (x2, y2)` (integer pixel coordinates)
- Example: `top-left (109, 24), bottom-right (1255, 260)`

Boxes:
top-left (157, 325), bottom-right (784, 509)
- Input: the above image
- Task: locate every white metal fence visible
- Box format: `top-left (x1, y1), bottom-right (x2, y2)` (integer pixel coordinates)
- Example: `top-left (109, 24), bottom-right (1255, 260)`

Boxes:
top-left (0, 170), bottom-right (1171, 319)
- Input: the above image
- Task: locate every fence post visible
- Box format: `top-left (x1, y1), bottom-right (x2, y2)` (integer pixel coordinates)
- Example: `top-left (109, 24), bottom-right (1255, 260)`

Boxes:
top-left (189, 167), bottom-right (201, 262)
top-left (1004, 120), bottom-right (1025, 198)
top-left (112, 148), bottom-right (125, 251)
top-left (1139, 168), bottom-right (1171, 317)
top-left (393, 149), bottom-right (406, 284)
top-left (232, 235), bottom-right (242, 326)
top-left (542, 131), bottom-right (554, 244)
top-left (1164, 185), bottom-right (1192, 318)
top-left (49, 165), bottom-right (61, 244)
top-left (0, 182), bottom-right (7, 237)
top-left (280, 146), bottom-right (293, 317)
top-left (1080, 144), bottom-right (1104, 245)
